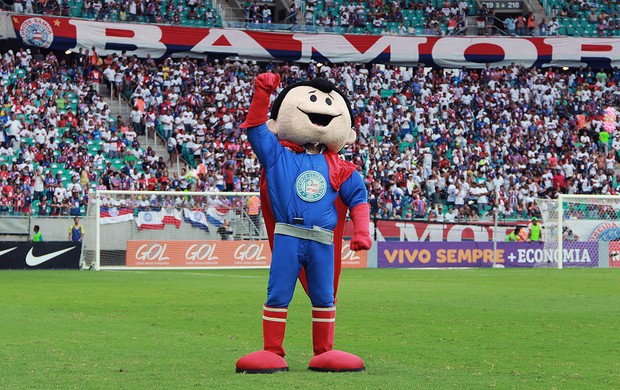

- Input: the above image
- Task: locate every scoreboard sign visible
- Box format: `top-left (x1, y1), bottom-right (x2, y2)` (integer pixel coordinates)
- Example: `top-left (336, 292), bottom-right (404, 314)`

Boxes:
top-left (479, 1), bottom-right (525, 11)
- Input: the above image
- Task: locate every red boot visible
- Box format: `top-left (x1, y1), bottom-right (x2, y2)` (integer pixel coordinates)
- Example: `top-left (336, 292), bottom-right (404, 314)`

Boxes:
top-left (308, 306), bottom-right (365, 372)
top-left (236, 306), bottom-right (289, 374)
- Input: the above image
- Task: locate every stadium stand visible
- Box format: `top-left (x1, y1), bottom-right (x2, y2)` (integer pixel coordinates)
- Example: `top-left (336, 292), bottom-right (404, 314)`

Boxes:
top-left (5, 0), bottom-right (577, 37)
top-left (109, 56), bottom-right (620, 223)
top-left (6, 0), bottom-right (223, 27)
top-left (3, 0), bottom-right (620, 222)
top-left (3, 0), bottom-right (477, 35)
top-left (0, 47), bottom-right (159, 217)
top-left (302, 0), bottom-right (474, 35)
top-left (543, 0), bottom-right (620, 37)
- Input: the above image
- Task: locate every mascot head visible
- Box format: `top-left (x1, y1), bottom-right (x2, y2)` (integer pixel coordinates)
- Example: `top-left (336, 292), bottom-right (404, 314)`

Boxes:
top-left (267, 78), bottom-right (356, 153)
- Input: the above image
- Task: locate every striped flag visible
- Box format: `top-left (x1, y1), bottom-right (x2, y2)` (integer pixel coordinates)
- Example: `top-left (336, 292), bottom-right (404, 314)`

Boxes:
top-left (206, 207), bottom-right (226, 227)
top-left (136, 211), bottom-right (165, 230)
top-left (100, 207), bottom-right (134, 225)
top-left (183, 208), bottom-right (210, 231)
top-left (161, 208), bottom-right (182, 228)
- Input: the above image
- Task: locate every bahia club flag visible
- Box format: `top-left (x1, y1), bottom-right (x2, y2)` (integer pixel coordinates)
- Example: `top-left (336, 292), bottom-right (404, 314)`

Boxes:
top-left (136, 210), bottom-right (165, 230)
top-left (183, 208), bottom-right (209, 231)
top-left (100, 207), bottom-right (134, 225)
top-left (161, 207), bottom-right (182, 228)
top-left (206, 207), bottom-right (226, 227)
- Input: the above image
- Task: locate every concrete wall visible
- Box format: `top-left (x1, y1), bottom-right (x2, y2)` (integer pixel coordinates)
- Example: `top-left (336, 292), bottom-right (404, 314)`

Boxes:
top-left (1, 213), bottom-right (265, 249)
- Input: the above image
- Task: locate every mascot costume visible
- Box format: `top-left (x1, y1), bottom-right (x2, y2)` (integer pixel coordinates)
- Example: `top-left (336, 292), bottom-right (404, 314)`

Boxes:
top-left (235, 73), bottom-right (372, 373)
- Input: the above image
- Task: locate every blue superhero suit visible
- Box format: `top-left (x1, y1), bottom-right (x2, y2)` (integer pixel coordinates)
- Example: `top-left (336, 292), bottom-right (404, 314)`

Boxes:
top-left (247, 123), bottom-right (367, 308)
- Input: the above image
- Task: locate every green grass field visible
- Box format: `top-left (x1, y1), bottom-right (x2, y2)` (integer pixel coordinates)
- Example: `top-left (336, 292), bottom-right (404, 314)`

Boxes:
top-left (1, 268), bottom-right (619, 389)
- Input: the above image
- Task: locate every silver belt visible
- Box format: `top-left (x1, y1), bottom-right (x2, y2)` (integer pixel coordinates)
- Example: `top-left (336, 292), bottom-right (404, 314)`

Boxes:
top-left (274, 223), bottom-right (334, 245)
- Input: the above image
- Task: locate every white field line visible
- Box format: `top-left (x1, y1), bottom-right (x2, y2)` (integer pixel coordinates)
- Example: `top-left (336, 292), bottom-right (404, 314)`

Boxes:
top-left (106, 270), bottom-right (261, 278)
top-left (181, 272), bottom-right (261, 279)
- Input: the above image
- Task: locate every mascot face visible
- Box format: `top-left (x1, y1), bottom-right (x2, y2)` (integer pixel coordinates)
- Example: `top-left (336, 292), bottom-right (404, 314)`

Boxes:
top-left (267, 79), bottom-right (356, 153)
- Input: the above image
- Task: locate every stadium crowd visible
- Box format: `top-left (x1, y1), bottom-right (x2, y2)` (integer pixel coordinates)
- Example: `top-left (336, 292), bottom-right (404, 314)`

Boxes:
top-left (297, 0), bottom-right (469, 35)
top-left (0, 47), bottom-right (168, 217)
top-left (3, 44), bottom-right (620, 222)
top-left (7, 0), bottom-right (221, 26)
top-left (114, 56), bottom-right (620, 222)
top-left (5, 0), bottom-right (468, 35)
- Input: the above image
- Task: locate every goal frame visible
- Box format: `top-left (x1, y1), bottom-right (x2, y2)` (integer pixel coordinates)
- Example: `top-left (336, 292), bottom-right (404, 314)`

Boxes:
top-left (554, 194), bottom-right (620, 269)
top-left (557, 195), bottom-right (564, 270)
top-left (93, 189), bottom-right (262, 271)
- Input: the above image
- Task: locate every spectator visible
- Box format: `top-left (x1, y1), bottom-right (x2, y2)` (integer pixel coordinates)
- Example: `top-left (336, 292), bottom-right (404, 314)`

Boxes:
top-left (539, 18), bottom-right (548, 36)
top-left (506, 226), bottom-right (526, 242)
top-left (247, 194), bottom-right (261, 235)
top-left (477, 4), bottom-right (488, 35)
top-left (528, 217), bottom-right (542, 242)
top-left (217, 219), bottom-right (234, 240)
top-left (32, 225), bottom-right (43, 242)
top-left (504, 16), bottom-right (516, 35)
top-left (68, 217), bottom-right (85, 242)
top-left (515, 14), bottom-right (526, 35)
top-left (548, 17), bottom-right (560, 35)
top-left (527, 13), bottom-right (536, 35)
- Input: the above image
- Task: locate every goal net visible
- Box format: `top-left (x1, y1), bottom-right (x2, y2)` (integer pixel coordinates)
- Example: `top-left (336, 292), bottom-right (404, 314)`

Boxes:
top-left (537, 195), bottom-right (619, 269)
top-left (86, 190), bottom-right (268, 270)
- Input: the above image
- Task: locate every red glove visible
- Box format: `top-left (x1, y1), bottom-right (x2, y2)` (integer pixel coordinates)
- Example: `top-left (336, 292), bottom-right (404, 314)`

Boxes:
top-left (349, 202), bottom-right (372, 251)
top-left (240, 72), bottom-right (281, 129)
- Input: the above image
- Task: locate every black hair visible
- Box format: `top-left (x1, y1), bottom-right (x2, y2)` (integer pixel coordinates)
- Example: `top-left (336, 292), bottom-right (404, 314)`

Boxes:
top-left (270, 78), bottom-right (354, 128)
top-left (34, 225), bottom-right (40, 231)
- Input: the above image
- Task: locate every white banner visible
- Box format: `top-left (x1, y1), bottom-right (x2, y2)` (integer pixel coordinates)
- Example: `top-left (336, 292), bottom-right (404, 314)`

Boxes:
top-left (0, 11), bottom-right (16, 40)
top-left (136, 211), bottom-right (165, 230)
top-left (564, 219), bottom-right (620, 242)
top-left (9, 14), bottom-right (620, 68)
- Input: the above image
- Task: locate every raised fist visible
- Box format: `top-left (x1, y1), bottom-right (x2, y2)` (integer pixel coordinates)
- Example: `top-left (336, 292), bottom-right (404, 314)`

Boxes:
top-left (240, 72), bottom-right (281, 128)
top-left (255, 72), bottom-right (280, 95)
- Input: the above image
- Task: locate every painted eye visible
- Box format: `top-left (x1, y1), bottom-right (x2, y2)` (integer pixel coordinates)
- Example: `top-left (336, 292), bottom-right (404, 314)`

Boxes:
top-left (325, 98), bottom-right (332, 105)
top-left (310, 94), bottom-right (317, 102)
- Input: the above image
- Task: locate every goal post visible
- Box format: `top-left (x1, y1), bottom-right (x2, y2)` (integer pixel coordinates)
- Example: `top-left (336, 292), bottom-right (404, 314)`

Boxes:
top-left (536, 197), bottom-right (562, 269)
top-left (87, 190), bottom-right (267, 270)
top-left (537, 195), bottom-right (620, 269)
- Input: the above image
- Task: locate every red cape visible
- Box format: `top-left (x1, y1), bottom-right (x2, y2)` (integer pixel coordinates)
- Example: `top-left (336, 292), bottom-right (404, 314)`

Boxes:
top-left (260, 145), bottom-right (357, 301)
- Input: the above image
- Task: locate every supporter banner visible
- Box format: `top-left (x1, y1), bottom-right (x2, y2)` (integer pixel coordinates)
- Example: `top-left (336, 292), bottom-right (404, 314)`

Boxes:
top-left (125, 240), bottom-right (367, 268)
top-left (136, 211), bottom-right (164, 230)
top-left (344, 220), bottom-right (521, 242)
top-left (10, 14), bottom-right (620, 68)
top-left (183, 208), bottom-right (210, 231)
top-left (349, 219), bottom-right (620, 243)
top-left (205, 207), bottom-right (225, 227)
top-left (0, 242), bottom-right (81, 269)
top-left (100, 206), bottom-right (134, 225)
top-left (377, 241), bottom-right (599, 268)
top-left (161, 207), bottom-right (182, 228)
top-left (564, 220), bottom-right (620, 242)
top-left (608, 241), bottom-right (620, 268)
top-left (0, 11), bottom-right (16, 40)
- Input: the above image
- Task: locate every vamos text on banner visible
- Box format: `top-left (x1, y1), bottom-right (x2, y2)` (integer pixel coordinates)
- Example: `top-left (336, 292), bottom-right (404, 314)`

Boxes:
top-left (377, 242), bottom-right (599, 268)
top-left (10, 15), bottom-right (620, 68)
top-left (126, 240), bottom-right (367, 268)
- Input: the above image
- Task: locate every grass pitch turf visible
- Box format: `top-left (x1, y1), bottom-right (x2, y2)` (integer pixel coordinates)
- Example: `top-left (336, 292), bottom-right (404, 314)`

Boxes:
top-left (0, 268), bottom-right (618, 389)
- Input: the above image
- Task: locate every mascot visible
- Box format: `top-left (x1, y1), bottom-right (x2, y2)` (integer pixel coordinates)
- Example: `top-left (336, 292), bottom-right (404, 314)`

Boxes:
top-left (235, 73), bottom-right (372, 373)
